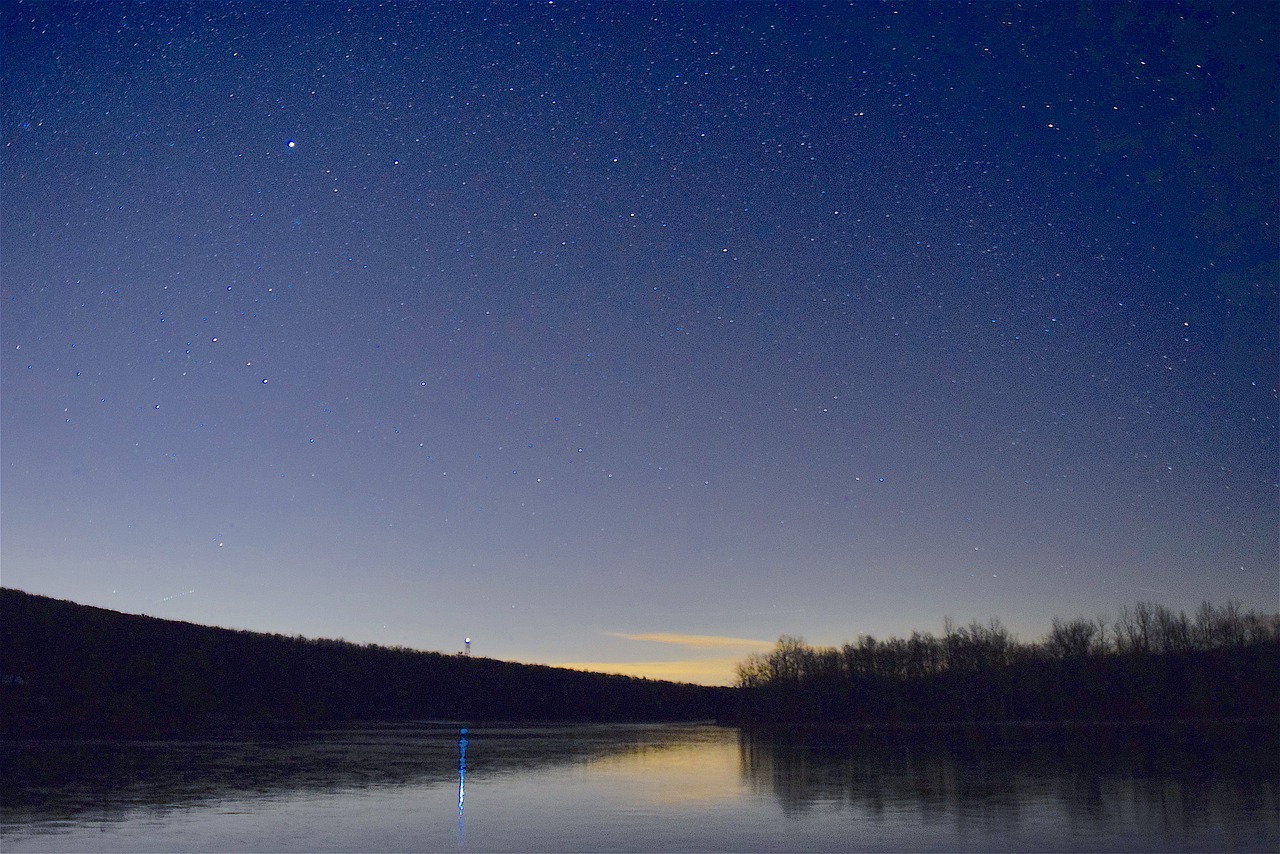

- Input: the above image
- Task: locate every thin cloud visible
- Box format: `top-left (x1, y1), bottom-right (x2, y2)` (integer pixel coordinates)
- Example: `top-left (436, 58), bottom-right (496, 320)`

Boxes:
top-left (607, 632), bottom-right (773, 650)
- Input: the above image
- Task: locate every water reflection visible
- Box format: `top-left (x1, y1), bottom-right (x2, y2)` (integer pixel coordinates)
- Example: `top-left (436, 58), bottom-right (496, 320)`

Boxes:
top-left (456, 727), bottom-right (468, 847)
top-left (0, 722), bottom-right (696, 829)
top-left (3, 723), bottom-right (1275, 852)
top-left (737, 724), bottom-right (1279, 849)
top-left (2, 724), bottom-right (458, 827)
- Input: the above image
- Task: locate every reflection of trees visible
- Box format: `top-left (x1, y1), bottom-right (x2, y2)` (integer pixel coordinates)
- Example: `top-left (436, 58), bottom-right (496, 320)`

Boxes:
top-left (1, 722), bottom-right (710, 826)
top-left (2, 726), bottom-right (459, 825)
top-left (737, 727), bottom-right (1279, 843)
top-left (739, 730), bottom-right (1010, 822)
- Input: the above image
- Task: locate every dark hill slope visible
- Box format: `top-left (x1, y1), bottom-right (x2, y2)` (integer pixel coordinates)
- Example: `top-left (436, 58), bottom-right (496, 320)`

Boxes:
top-left (0, 588), bottom-right (730, 736)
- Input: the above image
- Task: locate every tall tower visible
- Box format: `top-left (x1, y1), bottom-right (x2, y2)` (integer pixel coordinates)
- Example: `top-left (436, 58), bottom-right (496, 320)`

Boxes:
top-left (464, 637), bottom-right (471, 656)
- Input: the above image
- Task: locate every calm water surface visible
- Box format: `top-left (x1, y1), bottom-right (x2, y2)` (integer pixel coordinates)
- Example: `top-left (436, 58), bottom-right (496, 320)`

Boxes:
top-left (3, 722), bottom-right (1276, 852)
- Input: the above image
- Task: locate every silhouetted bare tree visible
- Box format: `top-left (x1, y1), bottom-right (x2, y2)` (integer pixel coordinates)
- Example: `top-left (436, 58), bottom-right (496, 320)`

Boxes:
top-left (733, 601), bottom-right (1280, 726)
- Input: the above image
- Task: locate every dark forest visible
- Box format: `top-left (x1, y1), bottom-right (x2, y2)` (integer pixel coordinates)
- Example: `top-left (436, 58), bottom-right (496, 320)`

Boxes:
top-left (3, 589), bottom-right (1276, 738)
top-left (0, 588), bottom-right (729, 737)
top-left (730, 602), bottom-right (1279, 728)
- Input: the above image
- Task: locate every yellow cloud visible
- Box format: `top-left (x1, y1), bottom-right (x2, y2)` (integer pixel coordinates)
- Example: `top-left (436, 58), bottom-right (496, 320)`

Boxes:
top-left (606, 632), bottom-right (773, 650)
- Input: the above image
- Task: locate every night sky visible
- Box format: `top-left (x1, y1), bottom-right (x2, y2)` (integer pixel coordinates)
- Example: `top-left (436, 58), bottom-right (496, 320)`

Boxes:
top-left (3, 2), bottom-right (1276, 685)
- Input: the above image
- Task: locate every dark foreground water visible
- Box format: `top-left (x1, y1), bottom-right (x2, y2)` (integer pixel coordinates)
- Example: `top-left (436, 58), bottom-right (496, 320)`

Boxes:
top-left (2, 722), bottom-right (1276, 852)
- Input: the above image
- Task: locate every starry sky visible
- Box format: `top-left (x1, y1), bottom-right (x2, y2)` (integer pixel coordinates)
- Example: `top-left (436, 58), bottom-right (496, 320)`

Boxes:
top-left (3, 2), bottom-right (1276, 685)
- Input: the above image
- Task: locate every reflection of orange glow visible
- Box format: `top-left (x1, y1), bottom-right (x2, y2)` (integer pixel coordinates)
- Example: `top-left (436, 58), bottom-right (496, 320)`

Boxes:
top-left (586, 733), bottom-right (746, 805)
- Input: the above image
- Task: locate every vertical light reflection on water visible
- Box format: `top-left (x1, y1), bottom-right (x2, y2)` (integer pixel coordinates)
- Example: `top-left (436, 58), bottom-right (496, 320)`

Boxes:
top-left (456, 728), bottom-right (468, 849)
top-left (2, 724), bottom-right (1273, 852)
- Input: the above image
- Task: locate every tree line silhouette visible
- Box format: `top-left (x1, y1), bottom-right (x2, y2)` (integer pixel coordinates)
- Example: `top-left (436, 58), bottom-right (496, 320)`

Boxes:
top-left (4, 588), bottom-right (1276, 738)
top-left (731, 601), bottom-right (1280, 726)
top-left (0, 588), bottom-right (730, 737)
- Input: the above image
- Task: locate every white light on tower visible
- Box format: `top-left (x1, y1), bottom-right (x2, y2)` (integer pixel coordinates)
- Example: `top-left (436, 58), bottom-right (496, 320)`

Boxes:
top-left (464, 637), bottom-right (471, 656)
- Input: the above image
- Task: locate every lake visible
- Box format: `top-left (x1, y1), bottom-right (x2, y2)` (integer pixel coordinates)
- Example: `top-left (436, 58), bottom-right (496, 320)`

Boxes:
top-left (2, 721), bottom-right (1276, 852)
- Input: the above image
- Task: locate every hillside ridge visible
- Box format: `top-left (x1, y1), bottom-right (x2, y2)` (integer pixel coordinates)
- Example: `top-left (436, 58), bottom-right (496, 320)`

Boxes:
top-left (0, 588), bottom-right (730, 737)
